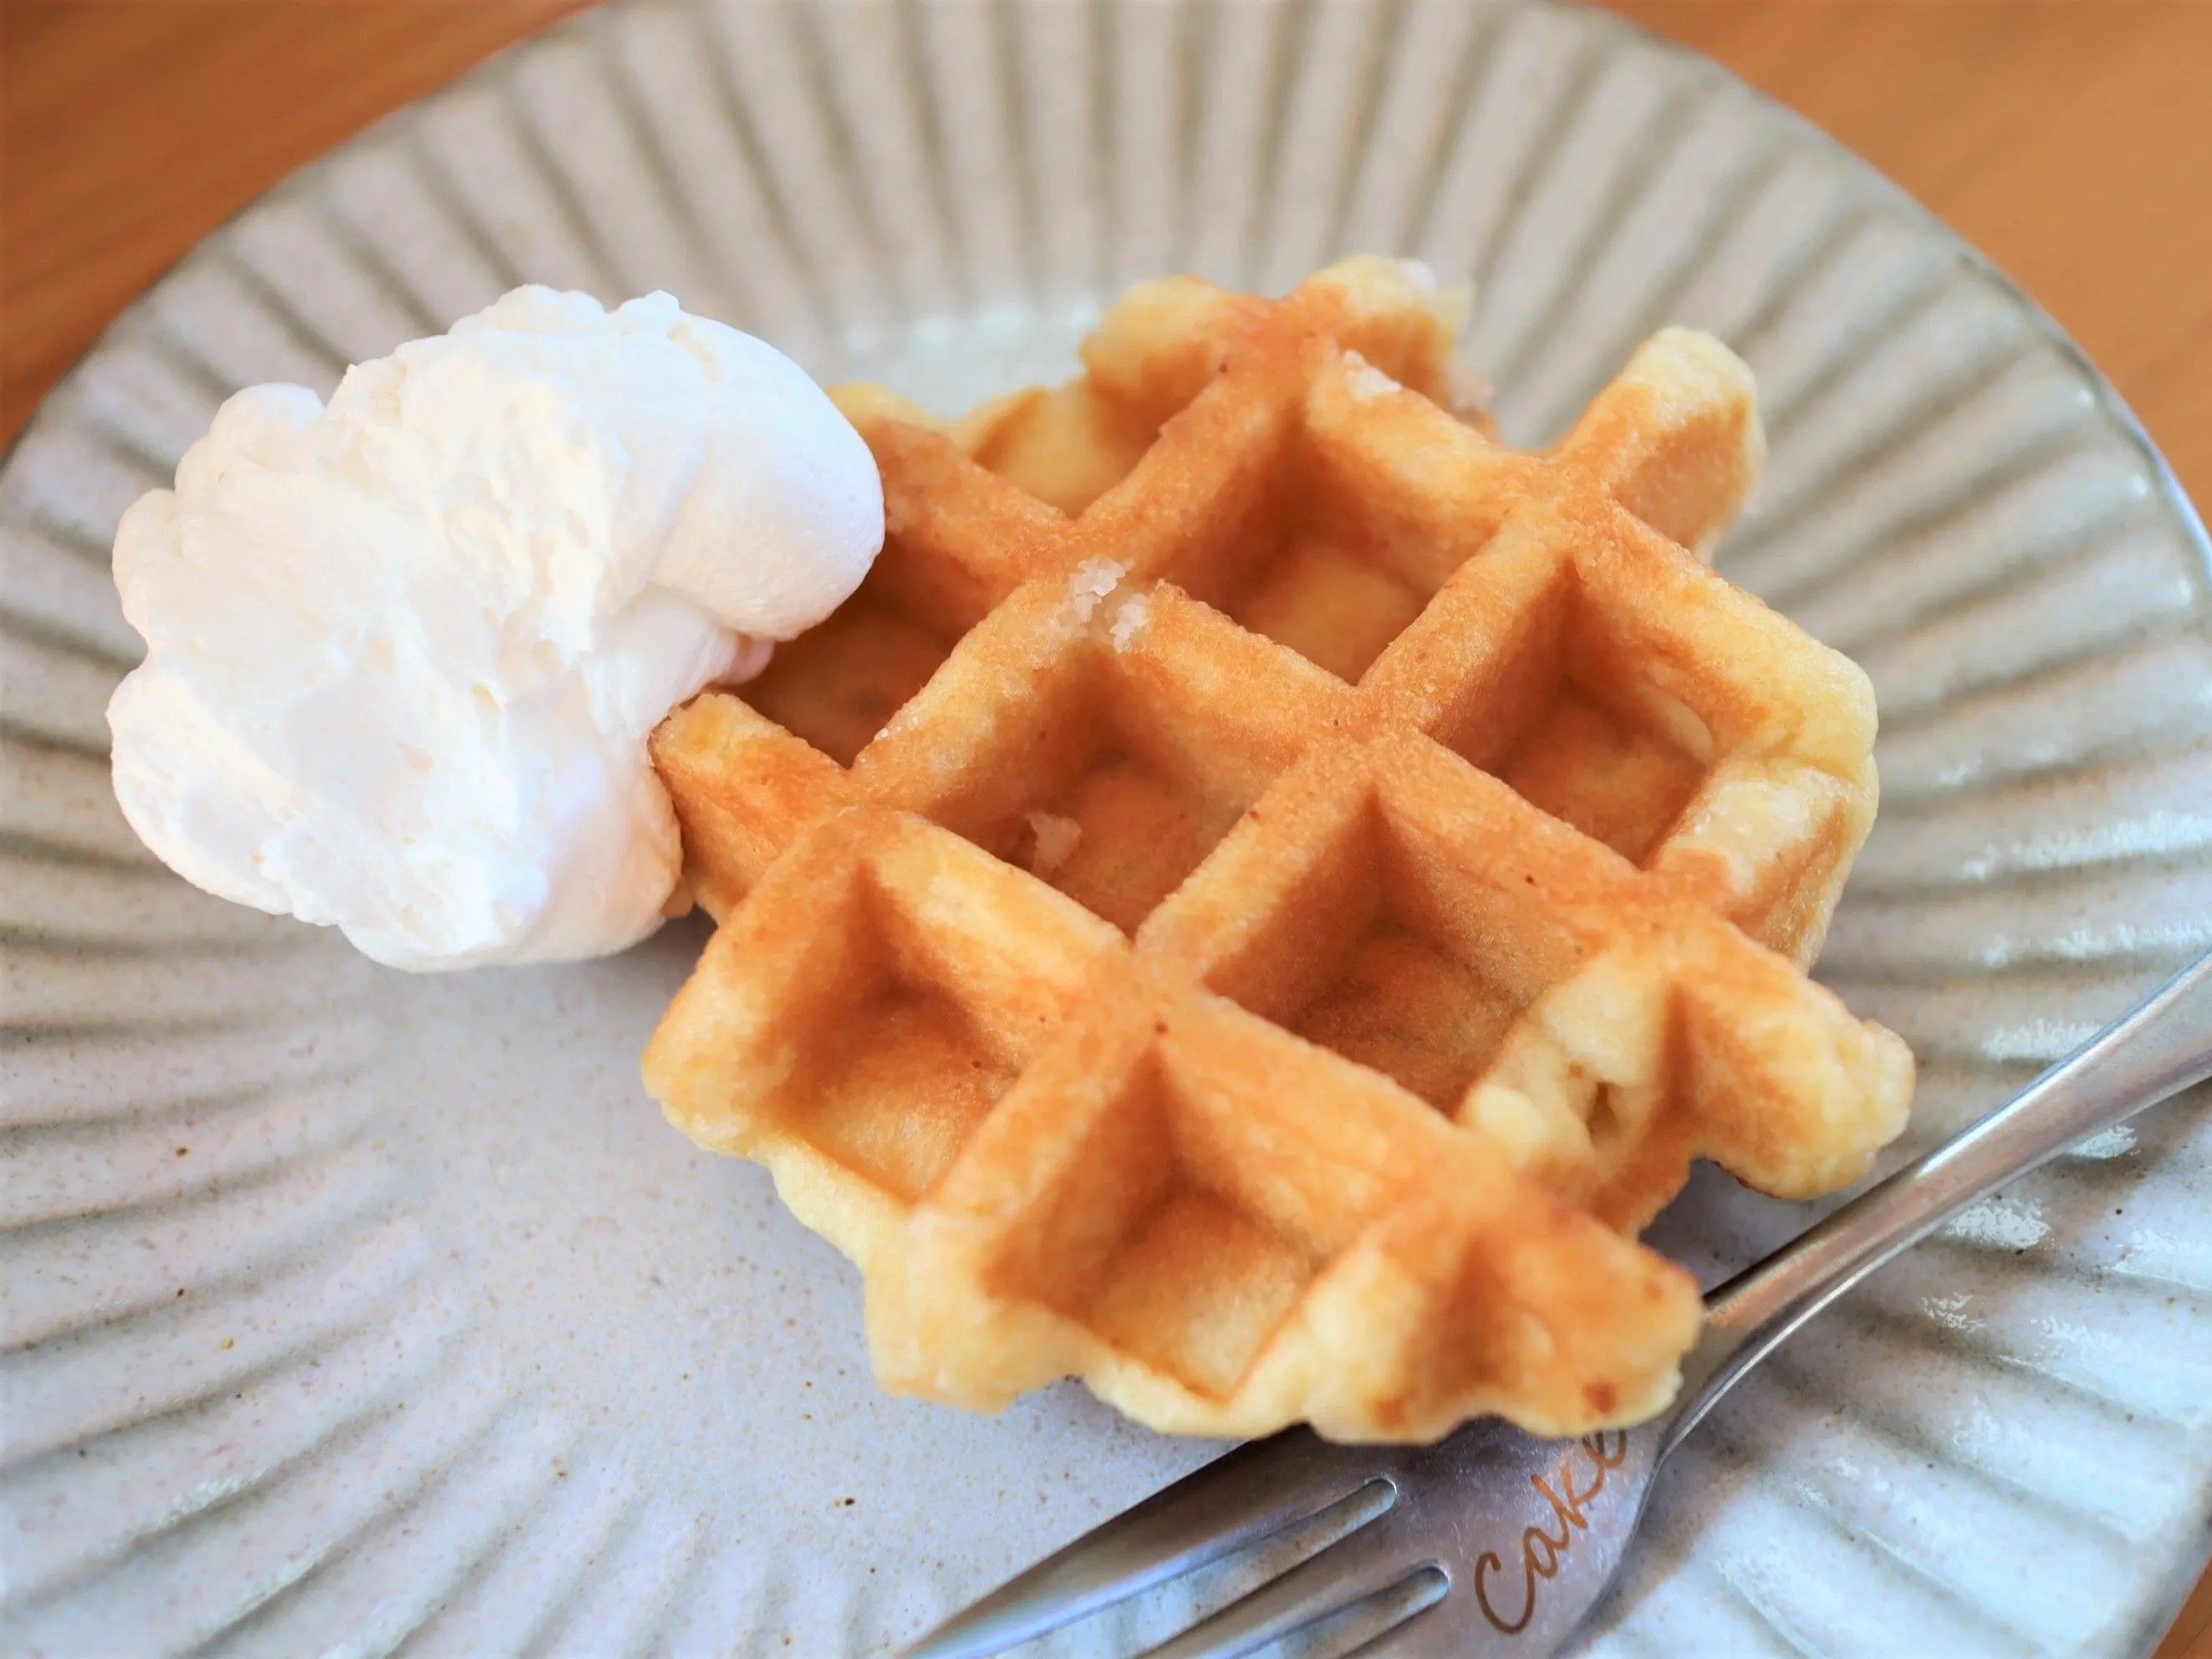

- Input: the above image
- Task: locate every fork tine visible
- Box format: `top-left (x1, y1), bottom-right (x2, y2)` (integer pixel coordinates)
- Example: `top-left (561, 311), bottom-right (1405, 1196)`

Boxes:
top-left (901, 1430), bottom-right (1384, 1659)
top-left (1137, 1509), bottom-right (1441, 1659)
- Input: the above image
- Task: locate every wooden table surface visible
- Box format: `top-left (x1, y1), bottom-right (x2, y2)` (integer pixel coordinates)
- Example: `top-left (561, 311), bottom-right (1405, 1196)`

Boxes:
top-left (5, 3), bottom-right (2209, 1652)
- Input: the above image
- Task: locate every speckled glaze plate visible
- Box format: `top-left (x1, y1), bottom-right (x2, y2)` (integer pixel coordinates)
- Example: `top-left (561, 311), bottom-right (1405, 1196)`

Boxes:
top-left (5, 2), bottom-right (2211, 1654)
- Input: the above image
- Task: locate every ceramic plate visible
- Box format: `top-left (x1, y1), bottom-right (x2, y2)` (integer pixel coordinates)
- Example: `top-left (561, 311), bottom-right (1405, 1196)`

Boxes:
top-left (4, 2), bottom-right (2210, 1653)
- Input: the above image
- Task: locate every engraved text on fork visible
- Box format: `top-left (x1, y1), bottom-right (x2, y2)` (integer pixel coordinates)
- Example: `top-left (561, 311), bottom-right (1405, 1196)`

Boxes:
top-left (1471, 1432), bottom-right (1633, 1635)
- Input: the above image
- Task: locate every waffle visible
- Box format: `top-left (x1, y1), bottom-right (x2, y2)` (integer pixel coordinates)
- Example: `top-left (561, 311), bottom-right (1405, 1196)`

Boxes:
top-left (644, 259), bottom-right (1912, 1442)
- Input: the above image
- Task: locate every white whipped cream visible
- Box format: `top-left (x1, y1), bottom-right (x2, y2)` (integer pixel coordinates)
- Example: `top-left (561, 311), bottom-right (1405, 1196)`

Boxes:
top-left (107, 287), bottom-right (883, 970)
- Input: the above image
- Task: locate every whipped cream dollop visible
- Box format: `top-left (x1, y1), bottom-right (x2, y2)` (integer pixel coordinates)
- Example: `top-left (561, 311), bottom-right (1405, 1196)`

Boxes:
top-left (108, 288), bottom-right (883, 970)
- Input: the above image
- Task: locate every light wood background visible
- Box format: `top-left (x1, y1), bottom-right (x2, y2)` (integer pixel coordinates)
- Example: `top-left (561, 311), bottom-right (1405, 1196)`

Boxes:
top-left (3, 3), bottom-right (2209, 1653)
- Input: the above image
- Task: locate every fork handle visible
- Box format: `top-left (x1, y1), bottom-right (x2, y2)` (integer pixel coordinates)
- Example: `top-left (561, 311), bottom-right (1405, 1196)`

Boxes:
top-left (1664, 947), bottom-right (2212, 1457)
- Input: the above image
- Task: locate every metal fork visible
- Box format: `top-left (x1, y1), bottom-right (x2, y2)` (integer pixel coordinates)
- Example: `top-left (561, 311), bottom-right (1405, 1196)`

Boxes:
top-left (904, 949), bottom-right (2212, 1659)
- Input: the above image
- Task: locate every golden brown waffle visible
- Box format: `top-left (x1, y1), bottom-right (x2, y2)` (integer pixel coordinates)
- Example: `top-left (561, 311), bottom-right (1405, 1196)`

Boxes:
top-left (644, 259), bottom-right (1912, 1442)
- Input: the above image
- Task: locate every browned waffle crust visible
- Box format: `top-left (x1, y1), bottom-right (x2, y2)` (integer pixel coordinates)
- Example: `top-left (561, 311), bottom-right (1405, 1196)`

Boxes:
top-left (644, 259), bottom-right (1913, 1442)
